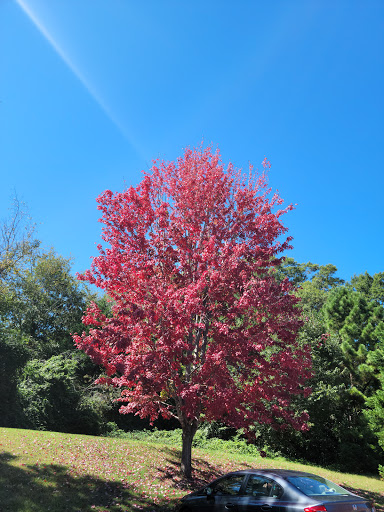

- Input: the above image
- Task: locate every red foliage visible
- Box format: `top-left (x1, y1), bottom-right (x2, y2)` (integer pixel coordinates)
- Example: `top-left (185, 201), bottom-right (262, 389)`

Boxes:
top-left (74, 146), bottom-right (311, 435)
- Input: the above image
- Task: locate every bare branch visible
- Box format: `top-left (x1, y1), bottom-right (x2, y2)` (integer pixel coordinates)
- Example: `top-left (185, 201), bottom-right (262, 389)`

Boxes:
top-left (0, 195), bottom-right (39, 280)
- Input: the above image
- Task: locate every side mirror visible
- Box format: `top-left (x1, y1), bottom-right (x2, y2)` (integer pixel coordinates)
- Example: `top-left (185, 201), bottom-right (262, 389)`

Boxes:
top-left (205, 487), bottom-right (213, 497)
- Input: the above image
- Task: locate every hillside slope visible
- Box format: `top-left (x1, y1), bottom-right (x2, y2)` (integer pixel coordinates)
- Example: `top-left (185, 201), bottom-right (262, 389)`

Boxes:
top-left (0, 428), bottom-right (383, 512)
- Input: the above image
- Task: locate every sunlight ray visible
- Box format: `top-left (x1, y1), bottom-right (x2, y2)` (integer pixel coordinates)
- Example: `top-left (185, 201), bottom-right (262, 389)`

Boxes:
top-left (15, 0), bottom-right (146, 159)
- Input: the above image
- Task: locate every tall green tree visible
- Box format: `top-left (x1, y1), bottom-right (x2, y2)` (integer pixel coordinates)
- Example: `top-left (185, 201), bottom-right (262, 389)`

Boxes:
top-left (323, 285), bottom-right (384, 395)
top-left (262, 261), bottom-right (383, 472)
top-left (0, 198), bottom-right (40, 426)
top-left (351, 271), bottom-right (384, 305)
top-left (0, 199), bottom-right (115, 433)
top-left (4, 251), bottom-right (92, 358)
top-left (320, 277), bottom-right (384, 471)
top-left (0, 243), bottom-right (110, 431)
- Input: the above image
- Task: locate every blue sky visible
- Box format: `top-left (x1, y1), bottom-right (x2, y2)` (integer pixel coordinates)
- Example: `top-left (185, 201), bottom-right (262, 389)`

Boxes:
top-left (1, 0), bottom-right (383, 284)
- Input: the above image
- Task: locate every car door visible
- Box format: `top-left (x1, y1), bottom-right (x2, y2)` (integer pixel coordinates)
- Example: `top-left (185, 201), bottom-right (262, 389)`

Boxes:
top-left (202, 473), bottom-right (246, 511)
top-left (236, 474), bottom-right (284, 512)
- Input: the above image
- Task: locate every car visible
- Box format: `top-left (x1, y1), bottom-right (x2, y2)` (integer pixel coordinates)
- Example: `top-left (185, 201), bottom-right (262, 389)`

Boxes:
top-left (176, 468), bottom-right (375, 512)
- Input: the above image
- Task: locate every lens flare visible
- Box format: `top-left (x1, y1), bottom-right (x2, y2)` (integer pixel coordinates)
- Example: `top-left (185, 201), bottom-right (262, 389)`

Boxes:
top-left (15, 0), bottom-right (146, 158)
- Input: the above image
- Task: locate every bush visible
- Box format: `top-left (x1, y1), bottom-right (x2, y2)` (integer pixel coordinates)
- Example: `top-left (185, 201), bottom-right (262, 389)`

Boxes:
top-left (17, 353), bottom-right (111, 434)
top-left (105, 427), bottom-right (266, 458)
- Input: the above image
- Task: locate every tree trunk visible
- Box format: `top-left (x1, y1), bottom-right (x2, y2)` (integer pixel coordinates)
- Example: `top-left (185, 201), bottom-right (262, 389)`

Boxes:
top-left (181, 420), bottom-right (198, 479)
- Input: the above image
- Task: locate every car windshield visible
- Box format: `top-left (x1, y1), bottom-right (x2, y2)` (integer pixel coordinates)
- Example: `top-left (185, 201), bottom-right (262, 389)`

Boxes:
top-left (288, 476), bottom-right (351, 497)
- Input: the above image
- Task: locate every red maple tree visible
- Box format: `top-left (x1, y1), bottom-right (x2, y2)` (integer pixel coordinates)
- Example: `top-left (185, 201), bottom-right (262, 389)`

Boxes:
top-left (74, 146), bottom-right (311, 478)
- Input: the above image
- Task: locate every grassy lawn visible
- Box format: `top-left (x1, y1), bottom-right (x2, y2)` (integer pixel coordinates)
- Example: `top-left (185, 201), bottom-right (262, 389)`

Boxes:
top-left (0, 427), bottom-right (383, 512)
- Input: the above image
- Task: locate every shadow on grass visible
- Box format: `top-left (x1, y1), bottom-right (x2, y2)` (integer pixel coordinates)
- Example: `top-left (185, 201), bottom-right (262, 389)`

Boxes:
top-left (156, 446), bottom-right (224, 491)
top-left (0, 451), bottom-right (173, 512)
top-left (156, 446), bottom-right (254, 491)
top-left (155, 448), bottom-right (384, 512)
top-left (2, 448), bottom-right (382, 512)
top-left (342, 485), bottom-right (384, 512)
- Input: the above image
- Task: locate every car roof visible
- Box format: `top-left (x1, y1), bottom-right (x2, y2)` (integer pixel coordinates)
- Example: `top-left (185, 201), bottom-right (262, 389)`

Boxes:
top-left (231, 469), bottom-right (318, 479)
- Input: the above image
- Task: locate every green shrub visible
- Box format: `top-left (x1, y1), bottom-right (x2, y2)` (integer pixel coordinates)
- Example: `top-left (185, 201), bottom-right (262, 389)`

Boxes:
top-left (105, 427), bottom-right (265, 458)
top-left (18, 353), bottom-right (111, 435)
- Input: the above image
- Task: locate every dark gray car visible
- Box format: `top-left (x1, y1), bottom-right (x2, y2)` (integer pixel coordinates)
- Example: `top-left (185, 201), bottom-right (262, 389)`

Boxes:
top-left (176, 469), bottom-right (375, 512)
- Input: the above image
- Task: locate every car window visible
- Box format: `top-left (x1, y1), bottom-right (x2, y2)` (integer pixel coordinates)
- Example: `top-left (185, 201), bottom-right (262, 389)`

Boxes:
top-left (288, 476), bottom-right (351, 496)
top-left (245, 475), bottom-right (283, 499)
top-left (212, 474), bottom-right (245, 496)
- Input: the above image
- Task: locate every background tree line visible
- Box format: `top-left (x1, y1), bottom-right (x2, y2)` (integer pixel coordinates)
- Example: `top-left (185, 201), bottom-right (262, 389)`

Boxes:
top-left (1, 199), bottom-right (383, 474)
top-left (0, 199), bottom-right (133, 435)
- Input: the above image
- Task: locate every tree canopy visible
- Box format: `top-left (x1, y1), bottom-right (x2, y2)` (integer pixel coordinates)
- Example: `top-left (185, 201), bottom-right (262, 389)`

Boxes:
top-left (74, 146), bottom-right (312, 477)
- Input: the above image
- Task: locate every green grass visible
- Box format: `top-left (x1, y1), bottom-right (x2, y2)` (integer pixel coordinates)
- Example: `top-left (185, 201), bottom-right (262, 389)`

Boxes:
top-left (0, 427), bottom-right (383, 512)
